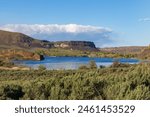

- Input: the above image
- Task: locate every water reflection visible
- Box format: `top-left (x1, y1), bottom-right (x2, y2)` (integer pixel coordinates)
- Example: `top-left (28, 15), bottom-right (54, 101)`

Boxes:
top-left (14, 56), bottom-right (139, 70)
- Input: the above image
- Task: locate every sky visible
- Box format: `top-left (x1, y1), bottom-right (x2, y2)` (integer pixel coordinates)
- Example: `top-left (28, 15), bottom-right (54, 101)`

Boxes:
top-left (0, 0), bottom-right (150, 47)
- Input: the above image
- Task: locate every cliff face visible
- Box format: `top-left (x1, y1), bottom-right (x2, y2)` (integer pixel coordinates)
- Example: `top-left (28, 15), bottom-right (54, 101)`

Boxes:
top-left (54, 41), bottom-right (97, 51)
top-left (0, 30), bottom-right (97, 51)
top-left (0, 30), bottom-right (98, 60)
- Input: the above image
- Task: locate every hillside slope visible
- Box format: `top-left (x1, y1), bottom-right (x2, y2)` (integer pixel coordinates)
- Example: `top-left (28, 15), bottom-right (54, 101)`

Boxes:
top-left (0, 30), bottom-right (53, 49)
top-left (138, 46), bottom-right (150, 60)
top-left (100, 46), bottom-right (146, 55)
top-left (0, 30), bottom-right (97, 51)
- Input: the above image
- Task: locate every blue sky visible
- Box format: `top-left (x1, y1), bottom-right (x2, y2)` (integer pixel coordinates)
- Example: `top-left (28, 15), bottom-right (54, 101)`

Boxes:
top-left (0, 0), bottom-right (150, 47)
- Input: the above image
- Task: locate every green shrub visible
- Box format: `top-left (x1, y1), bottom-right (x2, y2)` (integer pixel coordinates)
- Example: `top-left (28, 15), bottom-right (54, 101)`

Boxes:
top-left (78, 65), bottom-right (89, 70)
top-left (99, 65), bottom-right (105, 69)
top-left (2, 85), bottom-right (24, 100)
top-left (0, 63), bottom-right (149, 100)
top-left (110, 61), bottom-right (130, 68)
top-left (38, 65), bottom-right (46, 71)
top-left (0, 60), bottom-right (14, 67)
top-left (88, 60), bottom-right (97, 69)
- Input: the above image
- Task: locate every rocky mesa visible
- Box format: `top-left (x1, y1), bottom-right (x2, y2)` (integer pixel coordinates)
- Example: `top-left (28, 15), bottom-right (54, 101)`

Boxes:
top-left (0, 30), bottom-right (97, 51)
top-left (54, 41), bottom-right (97, 51)
top-left (0, 30), bottom-right (98, 60)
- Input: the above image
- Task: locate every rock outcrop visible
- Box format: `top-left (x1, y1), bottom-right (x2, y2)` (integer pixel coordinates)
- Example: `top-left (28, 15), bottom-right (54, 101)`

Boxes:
top-left (0, 30), bottom-right (97, 51)
top-left (54, 41), bottom-right (97, 51)
top-left (0, 30), bottom-right (99, 61)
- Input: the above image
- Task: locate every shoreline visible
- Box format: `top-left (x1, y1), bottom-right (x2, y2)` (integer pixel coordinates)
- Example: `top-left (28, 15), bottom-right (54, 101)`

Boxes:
top-left (0, 66), bottom-right (30, 70)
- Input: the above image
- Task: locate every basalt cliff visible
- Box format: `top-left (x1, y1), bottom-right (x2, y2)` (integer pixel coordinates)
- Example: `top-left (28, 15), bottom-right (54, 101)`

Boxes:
top-left (0, 30), bottom-right (97, 51)
top-left (0, 30), bottom-right (97, 60)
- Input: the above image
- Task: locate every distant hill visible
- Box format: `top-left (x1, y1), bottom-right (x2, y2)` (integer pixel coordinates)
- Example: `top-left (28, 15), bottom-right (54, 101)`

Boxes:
top-left (138, 46), bottom-right (150, 60)
top-left (0, 30), bottom-right (53, 50)
top-left (100, 46), bottom-right (146, 55)
top-left (1, 29), bottom-right (149, 60)
top-left (0, 30), bottom-right (97, 51)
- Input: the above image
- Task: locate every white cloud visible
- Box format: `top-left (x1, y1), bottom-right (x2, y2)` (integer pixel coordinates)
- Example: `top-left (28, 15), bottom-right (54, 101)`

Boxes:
top-left (0, 24), bottom-right (113, 47)
top-left (139, 18), bottom-right (150, 22)
top-left (0, 24), bottom-right (112, 34)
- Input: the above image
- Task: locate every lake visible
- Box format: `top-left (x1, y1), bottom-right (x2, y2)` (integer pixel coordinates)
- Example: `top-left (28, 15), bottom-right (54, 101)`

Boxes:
top-left (13, 56), bottom-right (140, 70)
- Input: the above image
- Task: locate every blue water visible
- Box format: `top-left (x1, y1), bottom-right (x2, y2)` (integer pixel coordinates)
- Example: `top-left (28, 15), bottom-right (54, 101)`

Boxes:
top-left (14, 56), bottom-right (140, 70)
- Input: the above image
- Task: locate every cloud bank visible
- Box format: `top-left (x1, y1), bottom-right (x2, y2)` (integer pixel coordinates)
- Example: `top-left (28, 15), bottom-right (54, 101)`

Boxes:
top-left (0, 24), bottom-right (113, 47)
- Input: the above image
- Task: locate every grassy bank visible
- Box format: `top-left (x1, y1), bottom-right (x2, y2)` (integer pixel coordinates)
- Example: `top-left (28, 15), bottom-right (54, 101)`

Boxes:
top-left (35, 48), bottom-right (135, 58)
top-left (0, 63), bottom-right (149, 100)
